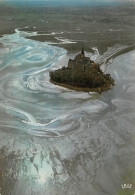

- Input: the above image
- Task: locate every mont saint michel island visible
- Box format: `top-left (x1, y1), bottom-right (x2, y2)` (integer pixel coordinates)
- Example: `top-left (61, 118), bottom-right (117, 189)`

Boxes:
top-left (50, 48), bottom-right (114, 92)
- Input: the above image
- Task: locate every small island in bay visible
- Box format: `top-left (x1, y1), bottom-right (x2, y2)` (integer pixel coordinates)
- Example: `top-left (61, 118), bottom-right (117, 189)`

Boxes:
top-left (49, 48), bottom-right (114, 92)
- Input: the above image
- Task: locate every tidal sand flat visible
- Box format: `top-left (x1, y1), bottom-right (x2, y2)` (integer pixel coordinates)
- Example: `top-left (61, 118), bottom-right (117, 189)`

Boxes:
top-left (0, 1), bottom-right (135, 195)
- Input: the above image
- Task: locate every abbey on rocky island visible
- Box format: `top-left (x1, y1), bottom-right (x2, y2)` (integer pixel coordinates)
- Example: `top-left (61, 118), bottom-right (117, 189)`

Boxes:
top-left (49, 48), bottom-right (114, 92)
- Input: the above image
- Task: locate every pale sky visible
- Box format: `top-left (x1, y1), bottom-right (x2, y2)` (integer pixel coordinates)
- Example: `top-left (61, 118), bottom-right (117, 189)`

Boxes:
top-left (1, 0), bottom-right (134, 5)
top-left (0, 0), bottom-right (133, 1)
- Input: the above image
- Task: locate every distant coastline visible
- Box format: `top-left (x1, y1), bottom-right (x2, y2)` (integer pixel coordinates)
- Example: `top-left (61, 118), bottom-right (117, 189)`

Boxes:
top-left (0, 4), bottom-right (135, 54)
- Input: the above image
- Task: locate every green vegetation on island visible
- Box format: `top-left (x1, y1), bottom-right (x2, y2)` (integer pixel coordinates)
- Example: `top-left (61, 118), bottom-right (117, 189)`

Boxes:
top-left (49, 48), bottom-right (114, 92)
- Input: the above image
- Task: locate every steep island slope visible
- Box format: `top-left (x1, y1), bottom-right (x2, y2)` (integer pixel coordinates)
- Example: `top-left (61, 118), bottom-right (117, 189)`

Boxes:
top-left (49, 49), bottom-right (114, 92)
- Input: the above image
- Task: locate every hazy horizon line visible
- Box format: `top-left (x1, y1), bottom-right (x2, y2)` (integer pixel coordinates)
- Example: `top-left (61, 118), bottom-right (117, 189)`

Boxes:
top-left (1, 0), bottom-right (132, 8)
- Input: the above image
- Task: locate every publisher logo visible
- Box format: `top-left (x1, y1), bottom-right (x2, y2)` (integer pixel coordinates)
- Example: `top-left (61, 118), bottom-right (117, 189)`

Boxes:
top-left (121, 184), bottom-right (132, 189)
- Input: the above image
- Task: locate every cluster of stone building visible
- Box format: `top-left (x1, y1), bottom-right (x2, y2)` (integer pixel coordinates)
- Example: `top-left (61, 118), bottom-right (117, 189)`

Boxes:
top-left (67, 48), bottom-right (101, 72)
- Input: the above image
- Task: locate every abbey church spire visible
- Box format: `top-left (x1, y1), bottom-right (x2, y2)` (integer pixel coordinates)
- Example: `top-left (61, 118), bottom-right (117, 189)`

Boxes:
top-left (81, 45), bottom-right (85, 58)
